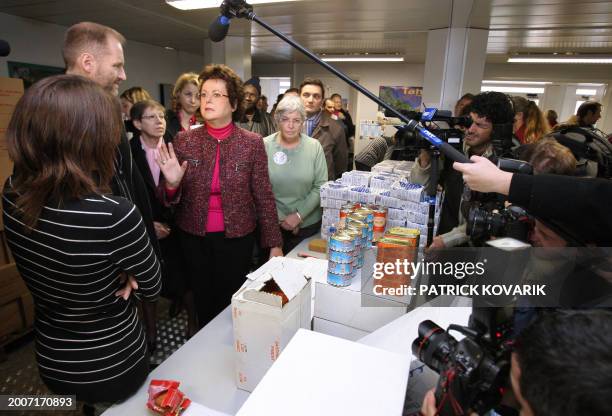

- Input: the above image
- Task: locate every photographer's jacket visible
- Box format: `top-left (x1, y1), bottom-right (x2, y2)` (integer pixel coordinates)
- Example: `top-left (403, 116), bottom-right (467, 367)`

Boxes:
top-left (411, 144), bottom-right (495, 247)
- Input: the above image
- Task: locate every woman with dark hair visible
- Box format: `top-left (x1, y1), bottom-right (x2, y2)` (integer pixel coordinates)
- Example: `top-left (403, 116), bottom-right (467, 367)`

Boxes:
top-left (2, 75), bottom-right (161, 403)
top-left (157, 64), bottom-right (283, 328)
top-left (130, 99), bottom-right (198, 339)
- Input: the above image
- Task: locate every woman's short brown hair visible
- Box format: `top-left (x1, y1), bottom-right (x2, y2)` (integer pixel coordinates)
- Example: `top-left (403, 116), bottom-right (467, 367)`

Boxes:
top-left (171, 72), bottom-right (200, 113)
top-left (529, 138), bottom-right (577, 175)
top-left (7, 74), bottom-right (121, 228)
top-left (198, 64), bottom-right (244, 121)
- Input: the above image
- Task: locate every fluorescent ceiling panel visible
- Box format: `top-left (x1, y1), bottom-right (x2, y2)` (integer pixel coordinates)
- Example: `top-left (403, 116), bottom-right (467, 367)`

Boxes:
top-left (166, 0), bottom-right (300, 10)
top-left (480, 86), bottom-right (545, 94)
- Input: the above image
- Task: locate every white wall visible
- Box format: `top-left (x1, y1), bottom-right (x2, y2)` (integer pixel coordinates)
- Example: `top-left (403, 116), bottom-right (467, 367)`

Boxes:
top-left (484, 63), bottom-right (612, 133)
top-left (0, 12), bottom-right (204, 101)
top-left (254, 62), bottom-right (425, 154)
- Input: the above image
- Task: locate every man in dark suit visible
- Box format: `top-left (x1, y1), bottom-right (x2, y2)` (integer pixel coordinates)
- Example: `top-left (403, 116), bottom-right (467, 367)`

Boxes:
top-left (63, 21), bottom-right (161, 351)
top-left (299, 78), bottom-right (348, 180)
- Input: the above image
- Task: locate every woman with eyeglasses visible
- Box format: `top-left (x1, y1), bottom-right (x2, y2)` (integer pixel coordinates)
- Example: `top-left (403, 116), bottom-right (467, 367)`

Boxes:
top-left (166, 72), bottom-right (203, 139)
top-left (262, 95), bottom-right (327, 255)
top-left (129, 100), bottom-right (198, 342)
top-left (156, 64), bottom-right (283, 328)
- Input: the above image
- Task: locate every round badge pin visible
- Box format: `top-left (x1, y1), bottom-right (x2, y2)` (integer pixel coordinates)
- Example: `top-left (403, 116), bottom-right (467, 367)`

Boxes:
top-left (273, 151), bottom-right (288, 165)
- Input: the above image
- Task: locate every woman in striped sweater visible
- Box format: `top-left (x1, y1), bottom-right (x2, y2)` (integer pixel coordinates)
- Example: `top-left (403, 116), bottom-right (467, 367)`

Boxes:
top-left (2, 75), bottom-right (161, 404)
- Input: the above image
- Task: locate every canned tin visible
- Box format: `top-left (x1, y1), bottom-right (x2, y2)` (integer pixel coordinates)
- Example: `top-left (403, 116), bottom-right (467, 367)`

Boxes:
top-left (328, 260), bottom-right (354, 275)
top-left (329, 232), bottom-right (355, 252)
top-left (339, 207), bottom-right (352, 228)
top-left (346, 217), bottom-right (368, 239)
top-left (327, 271), bottom-right (352, 287)
top-left (373, 207), bottom-right (388, 242)
top-left (329, 248), bottom-right (354, 263)
top-left (344, 227), bottom-right (362, 252)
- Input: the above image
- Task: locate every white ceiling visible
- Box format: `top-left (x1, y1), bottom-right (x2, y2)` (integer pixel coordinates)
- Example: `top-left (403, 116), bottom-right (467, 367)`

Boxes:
top-left (1, 0), bottom-right (611, 64)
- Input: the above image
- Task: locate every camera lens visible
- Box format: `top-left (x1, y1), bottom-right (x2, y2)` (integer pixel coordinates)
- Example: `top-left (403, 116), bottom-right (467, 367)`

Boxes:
top-left (412, 320), bottom-right (457, 373)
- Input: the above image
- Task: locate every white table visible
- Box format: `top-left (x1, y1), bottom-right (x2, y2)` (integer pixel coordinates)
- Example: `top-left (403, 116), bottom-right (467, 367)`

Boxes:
top-left (101, 306), bottom-right (248, 416)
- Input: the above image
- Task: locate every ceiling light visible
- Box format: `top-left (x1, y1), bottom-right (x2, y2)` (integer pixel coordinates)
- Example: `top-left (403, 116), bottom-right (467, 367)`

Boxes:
top-left (508, 55), bottom-right (612, 64)
top-left (321, 56), bottom-right (404, 62)
top-left (480, 86), bottom-right (545, 94)
top-left (482, 80), bottom-right (552, 85)
top-left (166, 0), bottom-right (300, 10)
top-left (576, 88), bottom-right (597, 96)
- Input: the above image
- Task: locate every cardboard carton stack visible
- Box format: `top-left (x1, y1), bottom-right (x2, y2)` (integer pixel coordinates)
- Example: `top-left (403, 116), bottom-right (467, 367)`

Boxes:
top-left (320, 166), bottom-right (442, 249)
top-left (0, 77), bottom-right (32, 346)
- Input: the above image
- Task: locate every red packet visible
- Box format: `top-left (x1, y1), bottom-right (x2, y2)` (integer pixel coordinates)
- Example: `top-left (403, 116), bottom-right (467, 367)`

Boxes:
top-left (147, 379), bottom-right (191, 416)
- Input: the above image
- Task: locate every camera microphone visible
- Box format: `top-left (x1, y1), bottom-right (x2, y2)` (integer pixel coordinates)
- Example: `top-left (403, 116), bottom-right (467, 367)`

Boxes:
top-left (0, 40), bottom-right (10, 57)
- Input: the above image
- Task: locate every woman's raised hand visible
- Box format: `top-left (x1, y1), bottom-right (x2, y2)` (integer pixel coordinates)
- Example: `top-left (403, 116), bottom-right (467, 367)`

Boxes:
top-left (156, 138), bottom-right (188, 188)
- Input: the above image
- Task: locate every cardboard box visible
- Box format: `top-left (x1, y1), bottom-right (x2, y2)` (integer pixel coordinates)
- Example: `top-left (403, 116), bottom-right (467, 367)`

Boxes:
top-left (0, 263), bottom-right (34, 342)
top-left (0, 152), bottom-right (14, 230)
top-left (0, 77), bottom-right (24, 152)
top-left (312, 316), bottom-right (369, 341)
top-left (237, 329), bottom-right (411, 416)
top-left (232, 267), bottom-right (312, 392)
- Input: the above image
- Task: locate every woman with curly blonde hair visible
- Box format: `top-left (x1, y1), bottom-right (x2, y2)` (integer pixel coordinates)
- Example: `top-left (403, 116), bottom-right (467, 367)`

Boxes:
top-left (166, 72), bottom-right (202, 138)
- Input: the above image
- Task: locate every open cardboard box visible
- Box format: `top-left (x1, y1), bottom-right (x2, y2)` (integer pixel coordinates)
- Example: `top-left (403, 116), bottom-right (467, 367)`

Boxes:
top-left (232, 267), bottom-right (312, 392)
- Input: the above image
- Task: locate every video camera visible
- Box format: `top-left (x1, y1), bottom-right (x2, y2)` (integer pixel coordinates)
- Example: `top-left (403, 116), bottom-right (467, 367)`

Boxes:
top-left (389, 108), bottom-right (468, 161)
top-left (412, 308), bottom-right (513, 416)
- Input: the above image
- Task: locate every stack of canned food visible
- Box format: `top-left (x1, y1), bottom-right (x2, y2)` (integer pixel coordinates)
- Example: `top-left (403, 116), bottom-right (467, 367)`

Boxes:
top-left (327, 203), bottom-right (389, 287)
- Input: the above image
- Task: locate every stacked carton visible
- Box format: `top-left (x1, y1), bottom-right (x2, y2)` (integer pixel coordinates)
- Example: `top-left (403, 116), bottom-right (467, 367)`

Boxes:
top-left (0, 77), bottom-right (31, 346)
top-left (320, 167), bottom-right (441, 248)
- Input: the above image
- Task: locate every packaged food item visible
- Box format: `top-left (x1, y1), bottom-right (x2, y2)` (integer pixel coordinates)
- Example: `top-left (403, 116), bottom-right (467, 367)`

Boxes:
top-left (147, 379), bottom-right (191, 416)
top-left (327, 270), bottom-right (352, 287)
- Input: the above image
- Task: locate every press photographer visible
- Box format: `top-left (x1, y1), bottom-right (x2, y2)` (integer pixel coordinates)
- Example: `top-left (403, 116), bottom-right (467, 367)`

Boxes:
top-left (410, 91), bottom-right (515, 248)
top-left (453, 156), bottom-right (612, 246)
top-left (418, 309), bottom-right (612, 416)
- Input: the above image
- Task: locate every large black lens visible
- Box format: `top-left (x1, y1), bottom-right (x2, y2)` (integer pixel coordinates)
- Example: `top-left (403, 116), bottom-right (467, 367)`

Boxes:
top-left (412, 320), bottom-right (457, 373)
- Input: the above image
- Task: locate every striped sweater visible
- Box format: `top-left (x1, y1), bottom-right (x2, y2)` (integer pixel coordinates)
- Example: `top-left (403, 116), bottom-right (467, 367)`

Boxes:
top-left (2, 177), bottom-right (161, 400)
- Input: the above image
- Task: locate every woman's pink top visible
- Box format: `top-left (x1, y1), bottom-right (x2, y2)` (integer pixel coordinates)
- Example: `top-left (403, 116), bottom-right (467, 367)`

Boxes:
top-left (205, 122), bottom-right (234, 232)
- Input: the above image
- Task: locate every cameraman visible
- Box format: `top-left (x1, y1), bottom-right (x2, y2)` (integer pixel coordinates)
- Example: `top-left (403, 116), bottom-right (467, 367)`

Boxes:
top-left (410, 91), bottom-right (514, 248)
top-left (421, 309), bottom-right (612, 416)
top-left (453, 156), bottom-right (612, 246)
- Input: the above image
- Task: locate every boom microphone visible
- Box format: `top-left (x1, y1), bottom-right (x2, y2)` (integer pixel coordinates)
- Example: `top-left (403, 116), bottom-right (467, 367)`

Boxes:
top-left (208, 15), bottom-right (231, 42)
top-left (0, 40), bottom-right (10, 57)
top-left (208, 0), bottom-right (254, 43)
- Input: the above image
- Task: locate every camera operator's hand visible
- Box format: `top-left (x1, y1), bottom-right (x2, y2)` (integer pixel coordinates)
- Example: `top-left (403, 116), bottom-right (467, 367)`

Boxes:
top-left (421, 388), bottom-right (479, 416)
top-left (420, 389), bottom-right (437, 416)
top-left (425, 235), bottom-right (446, 252)
top-left (418, 148), bottom-right (431, 168)
top-left (453, 156), bottom-right (513, 195)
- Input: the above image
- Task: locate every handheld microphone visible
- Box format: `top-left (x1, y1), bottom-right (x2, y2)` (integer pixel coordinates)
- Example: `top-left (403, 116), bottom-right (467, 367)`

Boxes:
top-left (0, 40), bottom-right (10, 57)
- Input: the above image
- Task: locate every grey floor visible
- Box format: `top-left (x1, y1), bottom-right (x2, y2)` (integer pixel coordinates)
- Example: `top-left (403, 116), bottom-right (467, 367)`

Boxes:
top-left (0, 298), bottom-right (188, 416)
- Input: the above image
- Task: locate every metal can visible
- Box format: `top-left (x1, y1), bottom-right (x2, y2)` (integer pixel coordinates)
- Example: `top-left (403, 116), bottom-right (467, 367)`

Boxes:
top-left (328, 260), bottom-right (354, 275)
top-left (329, 248), bottom-right (354, 264)
top-left (328, 232), bottom-right (355, 252)
top-left (327, 271), bottom-right (352, 287)
top-left (339, 207), bottom-right (353, 229)
top-left (372, 207), bottom-right (388, 241)
top-left (387, 227), bottom-right (420, 238)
